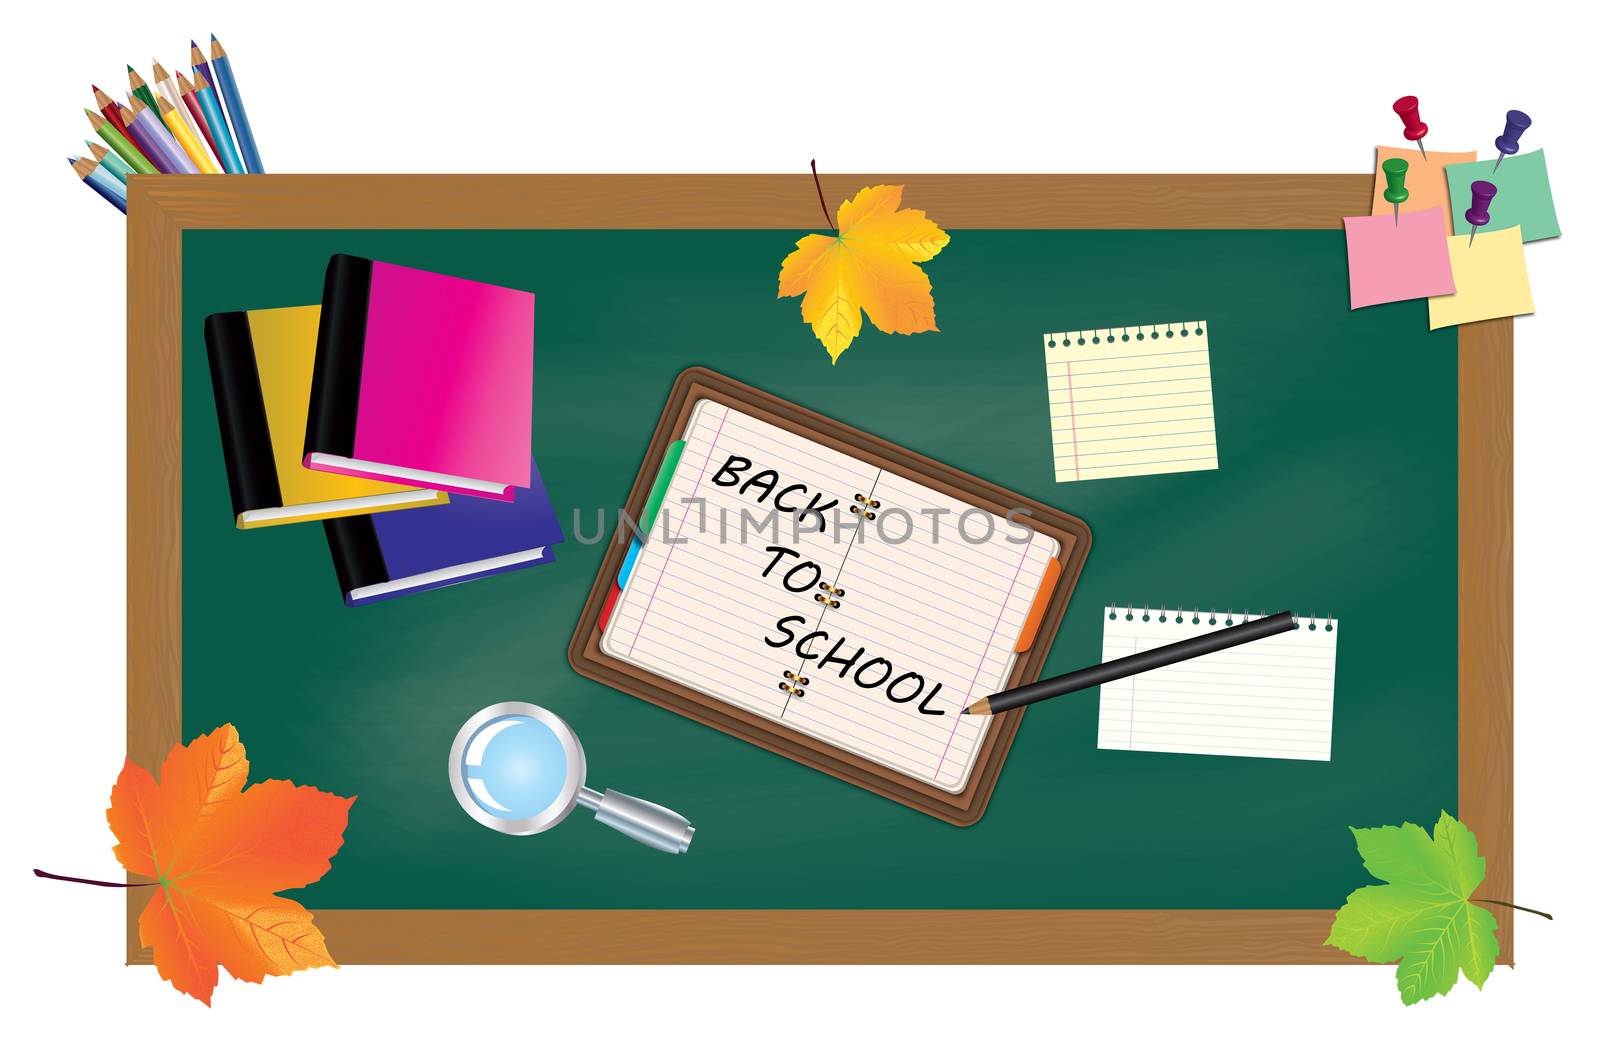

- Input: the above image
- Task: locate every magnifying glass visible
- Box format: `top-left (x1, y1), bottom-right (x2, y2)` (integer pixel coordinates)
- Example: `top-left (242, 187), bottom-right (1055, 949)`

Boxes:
top-left (448, 702), bottom-right (695, 854)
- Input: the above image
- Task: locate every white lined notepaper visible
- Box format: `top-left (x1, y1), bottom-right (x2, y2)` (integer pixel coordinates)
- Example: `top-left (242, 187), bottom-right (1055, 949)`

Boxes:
top-left (1096, 607), bottom-right (1338, 761)
top-left (1042, 321), bottom-right (1218, 483)
top-left (600, 400), bottom-right (1059, 792)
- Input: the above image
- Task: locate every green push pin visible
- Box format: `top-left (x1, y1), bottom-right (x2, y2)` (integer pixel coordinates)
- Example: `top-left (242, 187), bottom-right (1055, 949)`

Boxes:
top-left (1382, 157), bottom-right (1410, 225)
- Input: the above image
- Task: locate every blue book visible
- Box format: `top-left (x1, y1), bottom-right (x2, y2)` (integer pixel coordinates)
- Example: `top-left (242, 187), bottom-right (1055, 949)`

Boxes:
top-left (323, 459), bottom-right (563, 605)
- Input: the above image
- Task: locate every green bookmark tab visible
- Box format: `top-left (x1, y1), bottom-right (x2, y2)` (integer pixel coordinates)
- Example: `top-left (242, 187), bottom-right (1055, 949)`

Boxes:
top-left (639, 440), bottom-right (686, 537)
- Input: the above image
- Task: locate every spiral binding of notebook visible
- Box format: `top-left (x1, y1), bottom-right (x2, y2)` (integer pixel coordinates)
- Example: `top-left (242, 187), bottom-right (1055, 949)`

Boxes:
top-left (1097, 602), bottom-right (1339, 761)
top-left (1103, 604), bottom-right (1336, 633)
top-left (1041, 319), bottom-right (1218, 483)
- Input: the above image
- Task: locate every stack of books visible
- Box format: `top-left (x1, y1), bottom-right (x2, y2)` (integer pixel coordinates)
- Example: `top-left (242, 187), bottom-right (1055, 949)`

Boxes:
top-left (205, 255), bottom-right (562, 605)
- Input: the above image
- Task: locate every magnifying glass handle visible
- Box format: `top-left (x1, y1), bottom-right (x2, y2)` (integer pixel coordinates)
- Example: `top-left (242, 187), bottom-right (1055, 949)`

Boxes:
top-left (577, 786), bottom-right (695, 854)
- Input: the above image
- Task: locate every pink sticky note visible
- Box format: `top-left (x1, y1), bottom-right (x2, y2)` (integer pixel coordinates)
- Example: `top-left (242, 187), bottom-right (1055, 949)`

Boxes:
top-left (1344, 206), bottom-right (1456, 309)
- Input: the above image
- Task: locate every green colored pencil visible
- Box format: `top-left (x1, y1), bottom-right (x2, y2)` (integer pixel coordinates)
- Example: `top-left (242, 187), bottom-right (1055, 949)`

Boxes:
top-left (127, 66), bottom-right (171, 136)
top-left (86, 108), bottom-right (157, 175)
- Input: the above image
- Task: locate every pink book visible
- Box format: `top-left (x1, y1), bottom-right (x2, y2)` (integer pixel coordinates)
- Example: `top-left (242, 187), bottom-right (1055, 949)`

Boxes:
top-left (303, 254), bottom-right (534, 500)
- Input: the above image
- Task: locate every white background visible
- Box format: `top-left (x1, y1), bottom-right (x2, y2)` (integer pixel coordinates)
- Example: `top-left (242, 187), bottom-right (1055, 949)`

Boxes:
top-left (1, 1), bottom-right (1590, 1036)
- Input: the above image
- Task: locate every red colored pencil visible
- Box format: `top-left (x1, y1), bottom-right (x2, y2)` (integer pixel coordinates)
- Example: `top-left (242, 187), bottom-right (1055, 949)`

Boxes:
top-left (92, 84), bottom-right (143, 148)
top-left (95, 84), bottom-right (157, 165)
top-left (175, 70), bottom-right (220, 160)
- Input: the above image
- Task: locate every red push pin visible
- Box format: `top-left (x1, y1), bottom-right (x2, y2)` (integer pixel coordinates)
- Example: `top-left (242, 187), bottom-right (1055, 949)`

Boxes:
top-left (1393, 96), bottom-right (1429, 161)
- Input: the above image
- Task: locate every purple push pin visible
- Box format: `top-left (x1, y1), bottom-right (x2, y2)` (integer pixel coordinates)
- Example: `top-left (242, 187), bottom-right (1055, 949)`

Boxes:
top-left (1494, 110), bottom-right (1532, 172)
top-left (1465, 180), bottom-right (1497, 247)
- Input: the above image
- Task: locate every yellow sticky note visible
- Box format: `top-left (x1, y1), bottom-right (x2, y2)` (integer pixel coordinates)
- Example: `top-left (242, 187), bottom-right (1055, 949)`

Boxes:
top-left (1427, 227), bottom-right (1533, 330)
top-left (1371, 145), bottom-right (1477, 235)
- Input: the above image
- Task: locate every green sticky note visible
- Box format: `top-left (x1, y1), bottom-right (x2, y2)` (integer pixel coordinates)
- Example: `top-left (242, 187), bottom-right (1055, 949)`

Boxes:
top-left (1445, 149), bottom-right (1561, 241)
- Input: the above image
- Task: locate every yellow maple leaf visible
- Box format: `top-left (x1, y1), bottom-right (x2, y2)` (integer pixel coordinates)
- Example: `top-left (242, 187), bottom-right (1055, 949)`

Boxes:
top-left (778, 184), bottom-right (951, 364)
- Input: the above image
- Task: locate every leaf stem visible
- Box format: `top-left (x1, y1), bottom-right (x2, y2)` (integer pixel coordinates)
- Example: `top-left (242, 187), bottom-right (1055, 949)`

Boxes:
top-left (34, 868), bottom-right (155, 888)
top-left (810, 159), bottom-right (834, 231)
top-left (1472, 898), bottom-right (1553, 920)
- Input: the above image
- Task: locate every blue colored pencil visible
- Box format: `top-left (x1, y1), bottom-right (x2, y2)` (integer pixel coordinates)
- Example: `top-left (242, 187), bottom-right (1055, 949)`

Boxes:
top-left (192, 69), bottom-right (245, 174)
top-left (209, 35), bottom-right (262, 172)
top-left (190, 40), bottom-right (213, 97)
top-left (87, 142), bottom-right (134, 184)
top-left (71, 156), bottom-right (127, 213)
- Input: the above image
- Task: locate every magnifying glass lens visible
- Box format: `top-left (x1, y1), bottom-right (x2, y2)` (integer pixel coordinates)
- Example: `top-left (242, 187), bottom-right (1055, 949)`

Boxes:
top-left (462, 714), bottom-right (569, 820)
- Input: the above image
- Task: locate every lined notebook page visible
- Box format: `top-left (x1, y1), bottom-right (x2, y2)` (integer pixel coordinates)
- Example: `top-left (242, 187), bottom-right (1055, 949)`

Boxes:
top-left (1042, 320), bottom-right (1218, 483)
top-left (1096, 609), bottom-right (1338, 761)
top-left (601, 400), bottom-right (1059, 792)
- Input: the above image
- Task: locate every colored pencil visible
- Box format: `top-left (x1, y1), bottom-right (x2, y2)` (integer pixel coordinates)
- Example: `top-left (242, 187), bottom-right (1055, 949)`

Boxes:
top-left (127, 95), bottom-right (199, 172)
top-left (92, 84), bottom-right (127, 131)
top-left (192, 69), bottom-right (244, 174)
top-left (126, 65), bottom-right (170, 136)
top-left (87, 141), bottom-right (133, 184)
top-left (86, 108), bottom-right (158, 175)
top-left (175, 71), bottom-right (221, 161)
top-left (152, 61), bottom-right (202, 141)
top-left (190, 39), bottom-right (213, 95)
top-left (159, 96), bottom-right (220, 173)
top-left (73, 153), bottom-right (127, 204)
top-left (120, 101), bottom-right (187, 174)
top-left (71, 155), bottom-right (127, 213)
top-left (91, 83), bottom-right (153, 163)
top-left (208, 36), bottom-right (262, 172)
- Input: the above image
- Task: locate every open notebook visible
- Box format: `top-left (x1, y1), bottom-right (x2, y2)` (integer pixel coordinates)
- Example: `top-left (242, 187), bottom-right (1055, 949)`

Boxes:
top-left (579, 372), bottom-right (1088, 823)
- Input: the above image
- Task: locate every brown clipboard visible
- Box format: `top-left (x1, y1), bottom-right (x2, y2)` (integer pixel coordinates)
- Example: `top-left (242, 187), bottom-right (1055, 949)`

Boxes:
top-left (568, 367), bottom-right (1091, 825)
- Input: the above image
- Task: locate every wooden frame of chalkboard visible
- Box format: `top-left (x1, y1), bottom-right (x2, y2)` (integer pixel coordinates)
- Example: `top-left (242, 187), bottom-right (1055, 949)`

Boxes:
top-left (127, 174), bottom-right (1512, 964)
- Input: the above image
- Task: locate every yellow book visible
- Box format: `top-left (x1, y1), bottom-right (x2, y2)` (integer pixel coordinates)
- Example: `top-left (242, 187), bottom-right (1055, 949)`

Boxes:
top-left (204, 304), bottom-right (449, 528)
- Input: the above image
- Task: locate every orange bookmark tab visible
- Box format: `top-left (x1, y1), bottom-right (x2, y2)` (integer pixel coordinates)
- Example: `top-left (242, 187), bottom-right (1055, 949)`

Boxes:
top-left (1014, 556), bottom-right (1062, 652)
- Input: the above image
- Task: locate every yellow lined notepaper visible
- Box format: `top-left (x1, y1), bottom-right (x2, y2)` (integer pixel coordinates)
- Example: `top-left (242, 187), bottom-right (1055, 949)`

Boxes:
top-left (1042, 321), bottom-right (1218, 483)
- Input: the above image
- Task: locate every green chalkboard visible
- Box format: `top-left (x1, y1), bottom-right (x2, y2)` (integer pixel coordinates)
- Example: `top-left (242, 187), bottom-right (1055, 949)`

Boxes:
top-left (180, 229), bottom-right (1458, 910)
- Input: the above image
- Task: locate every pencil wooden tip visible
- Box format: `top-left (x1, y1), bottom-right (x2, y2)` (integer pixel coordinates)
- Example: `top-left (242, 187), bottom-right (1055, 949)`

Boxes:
top-left (85, 108), bottom-right (106, 127)
top-left (191, 41), bottom-right (205, 61)
top-left (127, 94), bottom-right (146, 114)
top-left (88, 142), bottom-right (110, 160)
top-left (128, 66), bottom-right (147, 87)
top-left (964, 698), bottom-right (992, 716)
top-left (117, 103), bottom-right (135, 120)
top-left (210, 36), bottom-right (226, 59)
top-left (72, 155), bottom-right (96, 178)
top-left (157, 95), bottom-right (175, 114)
top-left (176, 71), bottom-right (195, 92)
top-left (194, 68), bottom-right (211, 89)
top-left (92, 85), bottom-right (114, 106)
top-left (152, 60), bottom-right (169, 81)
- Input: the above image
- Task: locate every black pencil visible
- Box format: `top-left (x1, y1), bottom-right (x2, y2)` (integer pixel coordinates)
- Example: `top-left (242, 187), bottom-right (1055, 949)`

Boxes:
top-left (964, 611), bottom-right (1296, 715)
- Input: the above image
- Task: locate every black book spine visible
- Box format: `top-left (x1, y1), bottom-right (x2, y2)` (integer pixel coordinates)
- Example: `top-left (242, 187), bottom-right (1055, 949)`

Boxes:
top-left (323, 516), bottom-right (389, 599)
top-left (204, 311), bottom-right (283, 519)
top-left (303, 253), bottom-right (374, 460)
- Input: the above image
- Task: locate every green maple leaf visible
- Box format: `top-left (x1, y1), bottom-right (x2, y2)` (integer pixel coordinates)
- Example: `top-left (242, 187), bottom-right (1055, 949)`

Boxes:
top-left (1326, 810), bottom-right (1499, 1005)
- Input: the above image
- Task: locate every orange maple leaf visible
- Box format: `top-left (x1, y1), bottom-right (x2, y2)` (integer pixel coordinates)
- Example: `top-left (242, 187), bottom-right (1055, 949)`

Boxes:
top-left (777, 184), bottom-right (951, 364)
top-left (106, 724), bottom-right (354, 1005)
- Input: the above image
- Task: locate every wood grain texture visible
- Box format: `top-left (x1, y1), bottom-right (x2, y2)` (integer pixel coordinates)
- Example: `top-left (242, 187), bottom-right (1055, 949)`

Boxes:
top-left (1458, 319), bottom-right (1515, 963)
top-left (307, 909), bottom-right (1354, 964)
top-left (125, 181), bottom-right (185, 965)
top-left (121, 173), bottom-right (1372, 230)
top-left (126, 175), bottom-right (1510, 965)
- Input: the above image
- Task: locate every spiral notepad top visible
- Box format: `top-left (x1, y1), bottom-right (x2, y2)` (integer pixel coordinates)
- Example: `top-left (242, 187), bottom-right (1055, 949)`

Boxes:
top-left (1097, 606), bottom-right (1338, 761)
top-left (1041, 320), bottom-right (1218, 483)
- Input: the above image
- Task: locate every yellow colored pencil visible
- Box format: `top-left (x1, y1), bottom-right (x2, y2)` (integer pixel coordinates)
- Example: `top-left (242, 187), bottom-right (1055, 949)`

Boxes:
top-left (158, 96), bottom-right (220, 173)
